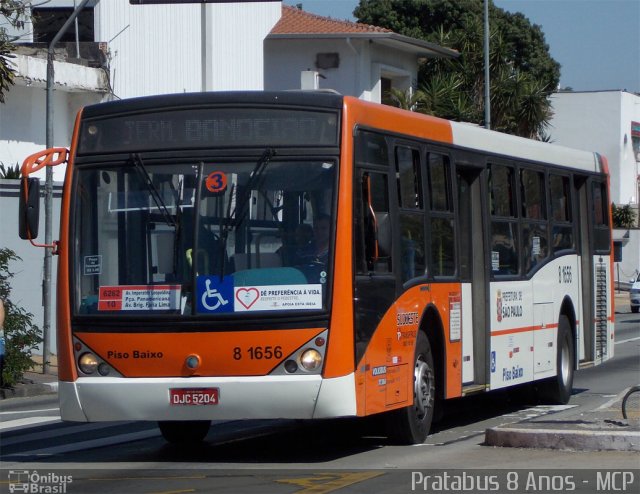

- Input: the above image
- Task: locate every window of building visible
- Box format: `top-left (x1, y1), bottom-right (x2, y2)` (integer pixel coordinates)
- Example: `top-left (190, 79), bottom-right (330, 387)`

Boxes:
top-left (32, 7), bottom-right (95, 44)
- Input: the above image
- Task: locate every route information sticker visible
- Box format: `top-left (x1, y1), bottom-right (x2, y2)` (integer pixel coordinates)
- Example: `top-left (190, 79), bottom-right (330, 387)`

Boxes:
top-left (98, 285), bottom-right (181, 311)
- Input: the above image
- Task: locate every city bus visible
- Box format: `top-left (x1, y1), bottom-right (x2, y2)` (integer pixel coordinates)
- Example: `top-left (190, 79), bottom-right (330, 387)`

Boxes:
top-left (19, 91), bottom-right (614, 444)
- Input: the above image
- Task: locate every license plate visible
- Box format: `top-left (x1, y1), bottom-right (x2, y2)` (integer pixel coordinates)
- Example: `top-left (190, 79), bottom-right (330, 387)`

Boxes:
top-left (169, 388), bottom-right (219, 406)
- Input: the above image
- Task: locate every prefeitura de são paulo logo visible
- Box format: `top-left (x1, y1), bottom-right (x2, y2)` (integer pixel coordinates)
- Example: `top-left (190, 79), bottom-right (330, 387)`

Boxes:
top-left (8, 470), bottom-right (73, 493)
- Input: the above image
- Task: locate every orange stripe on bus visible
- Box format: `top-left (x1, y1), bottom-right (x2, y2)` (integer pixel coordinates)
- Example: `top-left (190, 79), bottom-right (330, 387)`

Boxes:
top-left (491, 323), bottom-right (559, 337)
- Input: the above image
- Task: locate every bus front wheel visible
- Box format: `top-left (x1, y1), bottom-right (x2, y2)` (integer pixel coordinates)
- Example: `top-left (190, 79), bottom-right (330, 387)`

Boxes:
top-left (158, 420), bottom-right (211, 444)
top-left (386, 331), bottom-right (435, 444)
top-left (538, 315), bottom-right (574, 405)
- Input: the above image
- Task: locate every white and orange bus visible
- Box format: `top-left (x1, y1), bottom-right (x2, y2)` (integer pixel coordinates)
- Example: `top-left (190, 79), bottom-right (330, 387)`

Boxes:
top-left (19, 91), bottom-right (614, 444)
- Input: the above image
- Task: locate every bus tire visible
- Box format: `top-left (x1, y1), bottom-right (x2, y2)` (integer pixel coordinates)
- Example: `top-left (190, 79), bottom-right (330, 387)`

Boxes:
top-left (158, 420), bottom-right (211, 444)
top-left (538, 315), bottom-right (574, 405)
top-left (386, 331), bottom-right (435, 444)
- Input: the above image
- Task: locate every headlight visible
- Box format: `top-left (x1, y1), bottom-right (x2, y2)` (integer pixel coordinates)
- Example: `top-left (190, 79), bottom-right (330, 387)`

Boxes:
top-left (300, 349), bottom-right (323, 371)
top-left (78, 352), bottom-right (99, 374)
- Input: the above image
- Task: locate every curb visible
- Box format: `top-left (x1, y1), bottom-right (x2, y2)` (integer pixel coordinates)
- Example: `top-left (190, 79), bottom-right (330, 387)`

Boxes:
top-left (485, 426), bottom-right (640, 452)
top-left (0, 381), bottom-right (58, 400)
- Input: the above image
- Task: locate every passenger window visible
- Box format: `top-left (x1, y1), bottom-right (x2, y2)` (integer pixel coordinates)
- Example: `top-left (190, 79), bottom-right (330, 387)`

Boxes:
top-left (592, 180), bottom-right (611, 253)
top-left (428, 152), bottom-right (455, 277)
top-left (428, 153), bottom-right (451, 212)
top-left (521, 169), bottom-right (546, 220)
top-left (549, 174), bottom-right (574, 253)
top-left (489, 164), bottom-right (516, 217)
top-left (396, 146), bottom-right (425, 283)
top-left (489, 163), bottom-right (519, 276)
top-left (396, 147), bottom-right (423, 209)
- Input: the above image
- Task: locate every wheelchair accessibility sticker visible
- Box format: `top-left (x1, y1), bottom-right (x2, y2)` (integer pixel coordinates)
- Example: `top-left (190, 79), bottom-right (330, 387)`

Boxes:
top-left (197, 276), bottom-right (234, 313)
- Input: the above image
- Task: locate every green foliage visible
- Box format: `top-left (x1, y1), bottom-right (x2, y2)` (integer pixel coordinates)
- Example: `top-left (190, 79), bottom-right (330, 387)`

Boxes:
top-left (612, 203), bottom-right (637, 229)
top-left (0, 1), bottom-right (28, 103)
top-left (0, 248), bottom-right (43, 387)
top-left (0, 162), bottom-right (21, 178)
top-left (387, 87), bottom-right (427, 111)
top-left (354, 0), bottom-right (560, 139)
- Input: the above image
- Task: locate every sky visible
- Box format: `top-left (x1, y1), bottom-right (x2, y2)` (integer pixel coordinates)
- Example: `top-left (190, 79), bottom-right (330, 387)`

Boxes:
top-left (283, 0), bottom-right (640, 94)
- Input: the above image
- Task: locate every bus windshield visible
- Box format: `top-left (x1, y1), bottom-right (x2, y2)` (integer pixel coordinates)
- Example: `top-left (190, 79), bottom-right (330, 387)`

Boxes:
top-left (74, 156), bottom-right (337, 317)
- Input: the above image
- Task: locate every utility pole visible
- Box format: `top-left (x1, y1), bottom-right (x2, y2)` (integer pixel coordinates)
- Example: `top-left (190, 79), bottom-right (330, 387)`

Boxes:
top-left (484, 0), bottom-right (491, 130)
top-left (43, 0), bottom-right (92, 374)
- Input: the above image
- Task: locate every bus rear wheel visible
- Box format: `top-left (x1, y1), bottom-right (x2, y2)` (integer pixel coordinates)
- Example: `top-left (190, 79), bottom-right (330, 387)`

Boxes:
top-left (386, 331), bottom-right (435, 444)
top-left (158, 420), bottom-right (211, 444)
top-left (538, 315), bottom-right (574, 405)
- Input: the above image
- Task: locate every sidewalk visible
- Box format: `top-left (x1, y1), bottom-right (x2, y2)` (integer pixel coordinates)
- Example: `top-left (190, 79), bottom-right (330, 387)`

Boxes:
top-left (486, 388), bottom-right (640, 452)
top-left (0, 355), bottom-right (58, 400)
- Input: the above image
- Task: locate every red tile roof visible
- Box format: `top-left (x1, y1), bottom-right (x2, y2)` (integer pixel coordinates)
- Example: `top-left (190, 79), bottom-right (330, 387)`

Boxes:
top-left (271, 5), bottom-right (393, 35)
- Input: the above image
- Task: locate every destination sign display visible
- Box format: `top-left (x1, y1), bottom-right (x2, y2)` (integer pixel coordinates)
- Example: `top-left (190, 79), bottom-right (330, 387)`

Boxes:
top-left (78, 107), bottom-right (339, 154)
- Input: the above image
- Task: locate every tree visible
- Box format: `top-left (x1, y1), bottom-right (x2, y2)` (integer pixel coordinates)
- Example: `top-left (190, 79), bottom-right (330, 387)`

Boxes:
top-left (0, 1), bottom-right (28, 103)
top-left (612, 203), bottom-right (637, 229)
top-left (0, 248), bottom-right (43, 387)
top-left (354, 0), bottom-right (560, 139)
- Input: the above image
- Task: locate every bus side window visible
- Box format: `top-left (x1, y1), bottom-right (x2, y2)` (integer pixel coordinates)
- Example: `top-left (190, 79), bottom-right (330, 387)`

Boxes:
top-left (396, 146), bottom-right (426, 283)
top-left (549, 174), bottom-right (574, 252)
top-left (591, 180), bottom-right (611, 253)
top-left (520, 168), bottom-right (548, 275)
top-left (427, 152), bottom-right (455, 277)
top-left (489, 164), bottom-right (519, 276)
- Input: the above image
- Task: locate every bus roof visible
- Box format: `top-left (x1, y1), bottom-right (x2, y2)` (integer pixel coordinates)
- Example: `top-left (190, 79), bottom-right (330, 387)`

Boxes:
top-left (450, 120), bottom-right (600, 173)
top-left (81, 91), bottom-right (601, 174)
top-left (81, 91), bottom-right (344, 119)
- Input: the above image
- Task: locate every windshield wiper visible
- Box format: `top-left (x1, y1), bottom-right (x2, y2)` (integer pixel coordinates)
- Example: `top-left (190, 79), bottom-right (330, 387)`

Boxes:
top-left (218, 148), bottom-right (276, 279)
top-left (130, 153), bottom-right (176, 228)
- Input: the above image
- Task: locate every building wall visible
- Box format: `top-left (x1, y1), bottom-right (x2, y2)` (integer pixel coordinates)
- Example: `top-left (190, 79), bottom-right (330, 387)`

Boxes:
top-left (94, 0), bottom-right (202, 99)
top-left (0, 83), bottom-right (101, 182)
top-left (264, 37), bottom-right (418, 102)
top-left (549, 91), bottom-right (640, 283)
top-left (0, 179), bottom-right (62, 355)
top-left (94, 0), bottom-right (280, 99)
top-left (549, 91), bottom-right (640, 206)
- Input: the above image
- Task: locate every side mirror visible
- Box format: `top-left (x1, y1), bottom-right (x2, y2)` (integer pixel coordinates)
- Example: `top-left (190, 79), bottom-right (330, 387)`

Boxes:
top-left (19, 178), bottom-right (41, 240)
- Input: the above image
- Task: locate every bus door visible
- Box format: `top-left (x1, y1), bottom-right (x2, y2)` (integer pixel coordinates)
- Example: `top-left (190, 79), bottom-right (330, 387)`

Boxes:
top-left (575, 174), bottom-right (611, 364)
top-left (456, 163), bottom-right (489, 389)
top-left (354, 169), bottom-right (396, 363)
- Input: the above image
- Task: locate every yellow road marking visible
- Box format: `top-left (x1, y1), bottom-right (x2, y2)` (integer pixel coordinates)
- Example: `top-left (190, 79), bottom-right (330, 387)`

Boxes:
top-left (276, 472), bottom-right (383, 493)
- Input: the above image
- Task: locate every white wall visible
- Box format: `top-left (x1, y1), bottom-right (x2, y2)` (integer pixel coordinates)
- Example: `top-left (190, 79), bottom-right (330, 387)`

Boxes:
top-left (204, 2), bottom-right (281, 91)
top-left (264, 37), bottom-right (418, 102)
top-left (0, 179), bottom-right (62, 356)
top-left (0, 84), bottom-right (102, 182)
top-left (94, 0), bottom-right (202, 99)
top-left (95, 0), bottom-right (280, 98)
top-left (549, 91), bottom-right (640, 206)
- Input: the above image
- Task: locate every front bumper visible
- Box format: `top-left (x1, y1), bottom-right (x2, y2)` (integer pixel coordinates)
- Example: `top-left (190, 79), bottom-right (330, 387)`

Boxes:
top-left (59, 373), bottom-right (356, 422)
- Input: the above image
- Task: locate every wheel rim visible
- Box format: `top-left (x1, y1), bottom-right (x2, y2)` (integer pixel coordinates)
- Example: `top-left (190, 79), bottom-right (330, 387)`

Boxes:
top-left (414, 357), bottom-right (434, 420)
